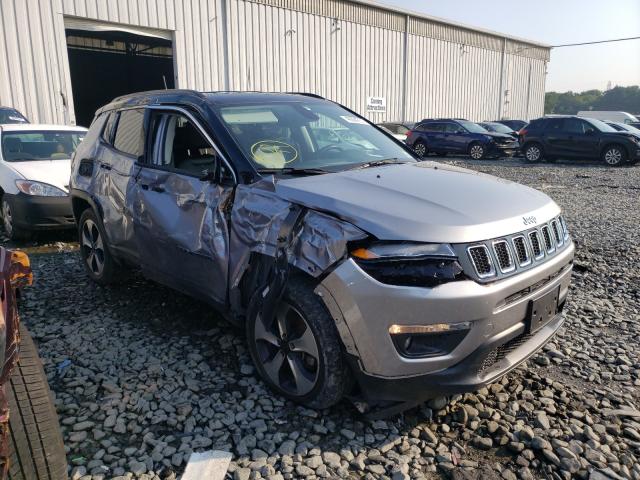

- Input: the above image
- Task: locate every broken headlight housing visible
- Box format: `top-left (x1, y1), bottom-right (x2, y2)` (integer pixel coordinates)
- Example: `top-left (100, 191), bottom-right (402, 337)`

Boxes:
top-left (350, 242), bottom-right (465, 288)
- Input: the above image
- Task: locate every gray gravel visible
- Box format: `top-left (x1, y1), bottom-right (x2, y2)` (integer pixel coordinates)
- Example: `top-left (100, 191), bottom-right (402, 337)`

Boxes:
top-left (5, 157), bottom-right (640, 480)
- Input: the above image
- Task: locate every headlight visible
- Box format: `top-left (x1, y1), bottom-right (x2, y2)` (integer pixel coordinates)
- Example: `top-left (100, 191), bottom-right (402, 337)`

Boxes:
top-left (629, 136), bottom-right (640, 145)
top-left (350, 242), bottom-right (465, 287)
top-left (15, 180), bottom-right (66, 197)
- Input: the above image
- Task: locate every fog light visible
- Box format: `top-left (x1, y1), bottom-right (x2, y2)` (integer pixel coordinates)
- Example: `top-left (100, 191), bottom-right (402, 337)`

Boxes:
top-left (389, 322), bottom-right (471, 358)
top-left (389, 322), bottom-right (471, 335)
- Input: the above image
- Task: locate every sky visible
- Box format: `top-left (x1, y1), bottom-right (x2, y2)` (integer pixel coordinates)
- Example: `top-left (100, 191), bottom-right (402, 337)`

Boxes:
top-left (377, 0), bottom-right (640, 93)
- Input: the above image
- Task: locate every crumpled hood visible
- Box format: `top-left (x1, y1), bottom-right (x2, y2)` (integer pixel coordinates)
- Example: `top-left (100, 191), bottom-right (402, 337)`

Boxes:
top-left (275, 162), bottom-right (560, 243)
top-left (6, 160), bottom-right (71, 193)
top-left (485, 132), bottom-right (516, 141)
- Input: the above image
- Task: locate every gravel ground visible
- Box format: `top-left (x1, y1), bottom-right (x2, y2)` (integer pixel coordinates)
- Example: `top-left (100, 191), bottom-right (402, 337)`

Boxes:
top-left (4, 157), bottom-right (640, 480)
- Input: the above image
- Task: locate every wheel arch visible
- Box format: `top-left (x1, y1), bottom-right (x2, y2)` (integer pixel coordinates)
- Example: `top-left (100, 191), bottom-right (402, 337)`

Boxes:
top-left (70, 189), bottom-right (103, 225)
top-left (600, 142), bottom-right (628, 158)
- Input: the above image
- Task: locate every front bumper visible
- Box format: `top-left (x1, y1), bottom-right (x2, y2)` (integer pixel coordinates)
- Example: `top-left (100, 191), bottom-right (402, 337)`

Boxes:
top-left (488, 141), bottom-right (520, 157)
top-left (316, 240), bottom-right (574, 403)
top-left (5, 193), bottom-right (75, 230)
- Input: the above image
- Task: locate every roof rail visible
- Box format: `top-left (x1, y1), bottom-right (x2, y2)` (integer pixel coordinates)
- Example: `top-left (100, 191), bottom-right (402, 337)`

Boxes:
top-left (286, 92), bottom-right (326, 99)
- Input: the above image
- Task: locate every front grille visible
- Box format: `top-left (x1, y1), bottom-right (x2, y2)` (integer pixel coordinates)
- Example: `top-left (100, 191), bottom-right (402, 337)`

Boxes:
top-left (464, 216), bottom-right (570, 282)
top-left (541, 226), bottom-right (554, 252)
top-left (528, 231), bottom-right (543, 259)
top-left (512, 236), bottom-right (530, 266)
top-left (493, 240), bottom-right (515, 273)
top-left (468, 246), bottom-right (494, 277)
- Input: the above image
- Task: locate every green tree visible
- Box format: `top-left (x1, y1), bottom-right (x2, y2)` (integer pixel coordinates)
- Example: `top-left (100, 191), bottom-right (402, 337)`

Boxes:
top-left (545, 86), bottom-right (640, 115)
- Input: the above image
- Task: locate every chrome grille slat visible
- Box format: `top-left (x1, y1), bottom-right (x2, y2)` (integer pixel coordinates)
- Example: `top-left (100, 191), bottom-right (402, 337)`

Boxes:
top-left (512, 236), bottom-right (531, 266)
top-left (528, 230), bottom-right (544, 259)
top-left (551, 220), bottom-right (563, 247)
top-left (468, 245), bottom-right (495, 278)
top-left (492, 240), bottom-right (515, 273)
top-left (541, 225), bottom-right (554, 253)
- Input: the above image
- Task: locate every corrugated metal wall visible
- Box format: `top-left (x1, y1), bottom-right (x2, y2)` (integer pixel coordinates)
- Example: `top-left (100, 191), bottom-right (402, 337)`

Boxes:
top-left (226, 0), bottom-right (406, 120)
top-left (0, 0), bottom-right (549, 125)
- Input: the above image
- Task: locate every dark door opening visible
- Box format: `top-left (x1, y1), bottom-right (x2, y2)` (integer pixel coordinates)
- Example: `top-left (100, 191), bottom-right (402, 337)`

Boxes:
top-left (66, 29), bottom-right (175, 127)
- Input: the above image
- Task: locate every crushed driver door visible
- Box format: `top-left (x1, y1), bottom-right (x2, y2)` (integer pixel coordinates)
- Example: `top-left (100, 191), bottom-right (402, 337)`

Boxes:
top-left (131, 108), bottom-right (234, 305)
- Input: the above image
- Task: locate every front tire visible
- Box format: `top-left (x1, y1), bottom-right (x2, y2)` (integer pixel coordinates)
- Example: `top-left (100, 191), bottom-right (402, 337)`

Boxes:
top-left (7, 325), bottom-right (68, 480)
top-left (78, 209), bottom-right (120, 285)
top-left (413, 141), bottom-right (428, 158)
top-left (246, 276), bottom-right (351, 409)
top-left (602, 144), bottom-right (626, 166)
top-left (469, 142), bottom-right (485, 160)
top-left (1, 197), bottom-right (29, 241)
top-left (524, 143), bottom-right (544, 163)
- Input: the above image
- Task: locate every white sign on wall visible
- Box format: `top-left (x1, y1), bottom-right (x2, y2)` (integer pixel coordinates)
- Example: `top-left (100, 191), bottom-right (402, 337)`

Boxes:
top-left (366, 96), bottom-right (386, 113)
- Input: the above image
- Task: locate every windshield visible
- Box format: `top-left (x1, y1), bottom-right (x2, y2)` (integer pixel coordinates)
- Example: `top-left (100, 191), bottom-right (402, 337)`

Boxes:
top-left (584, 118), bottom-right (618, 133)
top-left (458, 120), bottom-right (489, 134)
top-left (484, 122), bottom-right (512, 134)
top-left (617, 123), bottom-right (640, 133)
top-left (1, 130), bottom-right (86, 162)
top-left (214, 102), bottom-right (414, 172)
top-left (0, 108), bottom-right (28, 124)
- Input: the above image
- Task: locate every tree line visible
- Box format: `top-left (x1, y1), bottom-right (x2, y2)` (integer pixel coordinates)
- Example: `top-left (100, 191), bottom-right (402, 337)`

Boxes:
top-left (545, 86), bottom-right (640, 115)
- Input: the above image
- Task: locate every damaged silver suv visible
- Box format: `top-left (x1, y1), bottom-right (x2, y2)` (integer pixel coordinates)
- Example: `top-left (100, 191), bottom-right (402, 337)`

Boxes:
top-left (70, 90), bottom-right (574, 413)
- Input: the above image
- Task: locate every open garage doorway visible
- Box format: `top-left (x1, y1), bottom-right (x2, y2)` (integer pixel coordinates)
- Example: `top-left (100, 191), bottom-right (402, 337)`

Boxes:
top-left (65, 25), bottom-right (174, 127)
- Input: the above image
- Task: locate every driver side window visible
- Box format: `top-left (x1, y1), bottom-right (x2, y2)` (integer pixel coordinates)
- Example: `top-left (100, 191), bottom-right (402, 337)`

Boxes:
top-left (149, 111), bottom-right (225, 177)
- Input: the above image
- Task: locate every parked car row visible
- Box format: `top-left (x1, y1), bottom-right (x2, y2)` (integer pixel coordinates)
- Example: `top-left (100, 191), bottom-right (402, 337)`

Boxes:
top-left (377, 111), bottom-right (640, 166)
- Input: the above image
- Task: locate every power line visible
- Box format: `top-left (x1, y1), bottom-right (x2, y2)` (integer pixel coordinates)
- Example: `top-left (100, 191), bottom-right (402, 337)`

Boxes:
top-left (551, 36), bottom-right (640, 48)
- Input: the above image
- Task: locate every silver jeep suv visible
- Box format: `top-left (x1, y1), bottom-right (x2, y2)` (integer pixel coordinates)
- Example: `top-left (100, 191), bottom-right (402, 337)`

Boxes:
top-left (70, 90), bottom-right (573, 413)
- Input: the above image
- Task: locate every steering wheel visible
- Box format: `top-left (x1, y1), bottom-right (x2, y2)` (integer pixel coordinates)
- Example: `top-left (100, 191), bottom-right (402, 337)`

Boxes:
top-left (251, 140), bottom-right (298, 164)
top-left (316, 144), bottom-right (346, 154)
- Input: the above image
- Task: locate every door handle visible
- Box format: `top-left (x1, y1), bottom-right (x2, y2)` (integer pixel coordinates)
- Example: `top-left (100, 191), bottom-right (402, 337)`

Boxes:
top-left (100, 163), bottom-right (112, 171)
top-left (151, 185), bottom-right (165, 193)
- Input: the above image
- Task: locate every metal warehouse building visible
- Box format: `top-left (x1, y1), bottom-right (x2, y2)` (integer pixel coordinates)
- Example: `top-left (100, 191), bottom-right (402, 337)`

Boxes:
top-left (0, 0), bottom-right (550, 127)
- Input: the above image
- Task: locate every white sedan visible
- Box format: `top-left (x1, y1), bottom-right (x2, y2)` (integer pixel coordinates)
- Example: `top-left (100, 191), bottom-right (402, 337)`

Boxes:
top-left (0, 124), bottom-right (87, 239)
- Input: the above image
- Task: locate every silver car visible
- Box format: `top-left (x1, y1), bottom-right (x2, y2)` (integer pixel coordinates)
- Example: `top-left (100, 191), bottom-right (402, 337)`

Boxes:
top-left (70, 91), bottom-right (573, 413)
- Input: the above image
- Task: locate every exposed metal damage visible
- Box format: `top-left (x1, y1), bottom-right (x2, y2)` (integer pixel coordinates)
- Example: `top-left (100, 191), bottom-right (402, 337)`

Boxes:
top-left (228, 177), bottom-right (367, 318)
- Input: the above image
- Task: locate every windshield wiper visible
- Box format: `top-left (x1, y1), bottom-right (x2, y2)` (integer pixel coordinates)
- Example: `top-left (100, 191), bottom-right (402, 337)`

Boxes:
top-left (348, 158), bottom-right (410, 170)
top-left (257, 167), bottom-right (331, 176)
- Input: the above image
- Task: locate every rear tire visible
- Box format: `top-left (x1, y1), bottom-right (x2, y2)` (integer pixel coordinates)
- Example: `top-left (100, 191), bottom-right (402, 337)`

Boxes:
top-left (524, 142), bottom-right (544, 163)
top-left (7, 325), bottom-right (68, 480)
top-left (78, 209), bottom-right (121, 285)
top-left (601, 144), bottom-right (626, 166)
top-left (246, 276), bottom-right (351, 409)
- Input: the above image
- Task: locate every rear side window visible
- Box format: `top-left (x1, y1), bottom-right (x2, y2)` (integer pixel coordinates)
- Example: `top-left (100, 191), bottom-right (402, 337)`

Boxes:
top-left (544, 119), bottom-right (564, 132)
top-left (564, 118), bottom-right (587, 134)
top-left (101, 112), bottom-right (117, 144)
top-left (113, 109), bottom-right (145, 157)
top-left (419, 123), bottom-right (443, 133)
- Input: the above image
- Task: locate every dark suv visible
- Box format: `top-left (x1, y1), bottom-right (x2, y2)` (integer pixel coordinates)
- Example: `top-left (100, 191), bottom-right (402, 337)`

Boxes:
top-left (520, 116), bottom-right (640, 166)
top-left (406, 119), bottom-right (519, 159)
